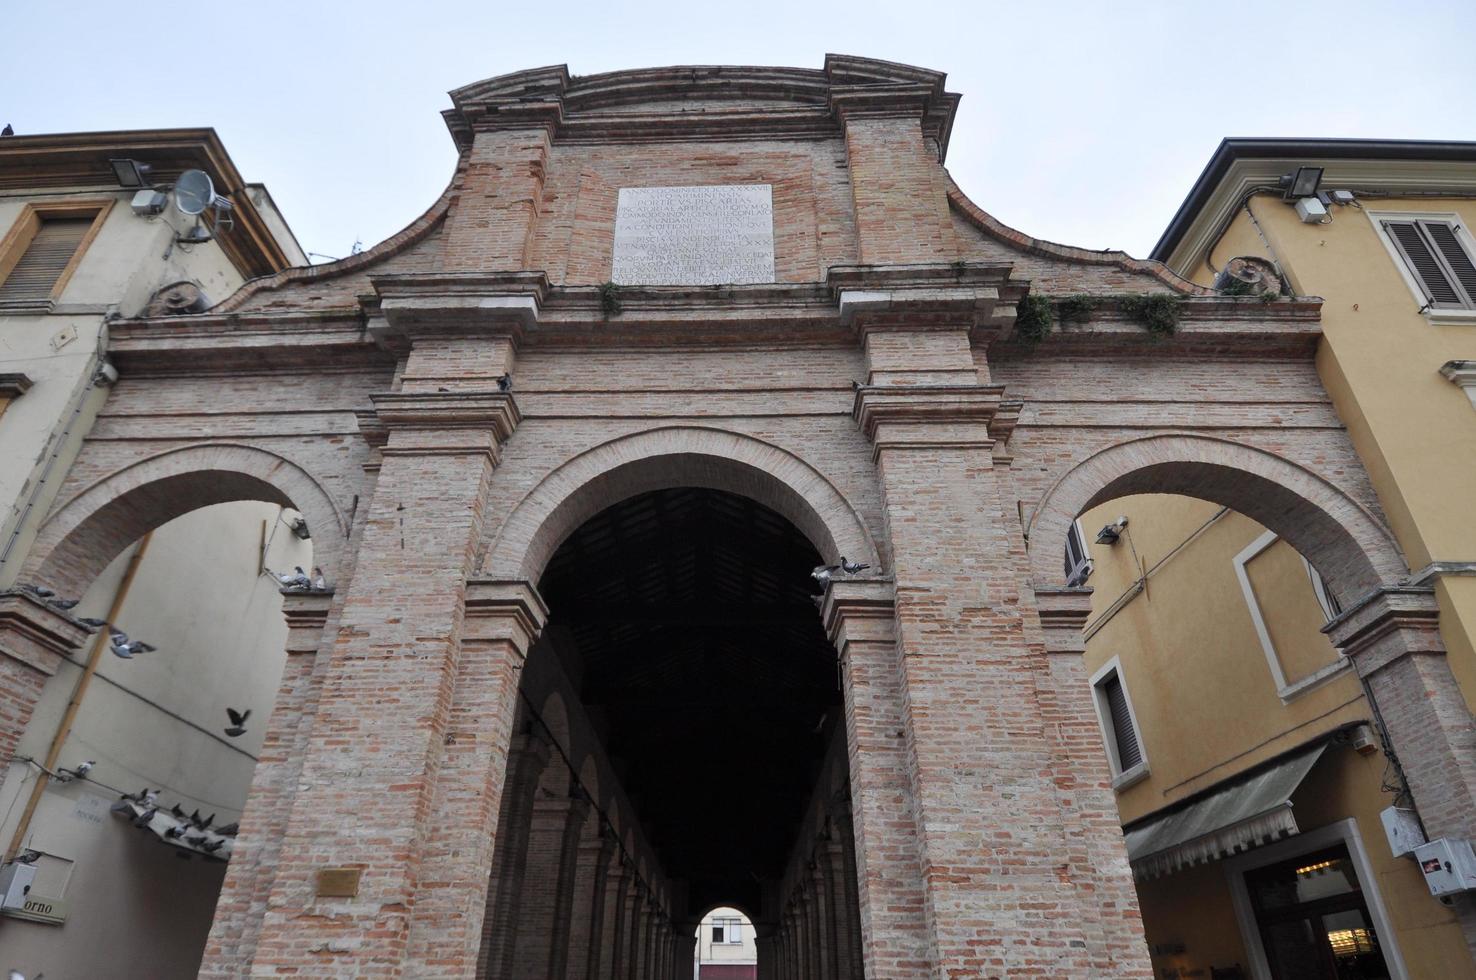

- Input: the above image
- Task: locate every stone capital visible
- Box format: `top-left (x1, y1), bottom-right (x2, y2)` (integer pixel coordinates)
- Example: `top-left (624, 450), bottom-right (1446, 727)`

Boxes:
top-left (821, 578), bottom-right (896, 657)
top-left (281, 590), bottom-right (336, 655)
top-left (0, 591), bottom-right (91, 676)
top-left (852, 384), bottom-right (1004, 458)
top-left (829, 262), bottom-right (1019, 336)
top-left (463, 579), bottom-right (549, 654)
top-left (1324, 585), bottom-right (1443, 676)
top-left (1032, 586), bottom-right (1094, 655)
top-left (369, 271), bottom-right (547, 345)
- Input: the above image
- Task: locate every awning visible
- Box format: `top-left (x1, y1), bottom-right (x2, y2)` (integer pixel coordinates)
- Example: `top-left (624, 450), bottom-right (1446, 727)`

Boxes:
top-left (1123, 743), bottom-right (1326, 881)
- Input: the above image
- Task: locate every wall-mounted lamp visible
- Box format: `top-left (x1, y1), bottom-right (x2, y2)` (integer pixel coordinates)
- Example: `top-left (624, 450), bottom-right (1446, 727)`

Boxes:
top-left (108, 158), bottom-right (153, 188)
top-left (1279, 166), bottom-right (1324, 201)
top-left (1096, 517), bottom-right (1129, 545)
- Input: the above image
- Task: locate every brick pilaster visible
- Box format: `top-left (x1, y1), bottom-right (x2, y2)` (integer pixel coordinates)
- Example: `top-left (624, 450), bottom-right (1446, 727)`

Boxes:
top-left (847, 281), bottom-right (1135, 977)
top-left (247, 330), bottom-right (524, 976)
top-left (203, 590), bottom-right (336, 977)
top-left (580, 825), bottom-right (619, 980)
top-left (0, 591), bottom-right (88, 766)
top-left (1330, 586), bottom-right (1476, 957)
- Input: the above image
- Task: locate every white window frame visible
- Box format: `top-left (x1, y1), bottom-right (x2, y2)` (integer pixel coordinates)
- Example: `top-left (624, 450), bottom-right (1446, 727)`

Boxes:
top-left (1367, 209), bottom-right (1476, 325)
top-left (1233, 530), bottom-right (1350, 702)
top-left (1224, 818), bottom-right (1409, 980)
top-left (1065, 518), bottom-right (1094, 587)
top-left (1088, 656), bottom-right (1149, 791)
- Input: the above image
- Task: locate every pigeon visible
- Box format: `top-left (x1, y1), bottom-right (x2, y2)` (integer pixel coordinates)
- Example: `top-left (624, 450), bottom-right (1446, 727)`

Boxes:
top-left (267, 566), bottom-right (311, 590)
top-left (1, 124), bottom-right (12, 137)
top-left (46, 597), bottom-right (79, 610)
top-left (839, 557), bottom-right (871, 575)
top-left (164, 824), bottom-right (186, 840)
top-left (13, 849), bottom-right (41, 865)
top-left (20, 583), bottom-right (55, 598)
top-left (109, 629), bottom-right (155, 658)
top-left (185, 834), bottom-right (207, 847)
top-left (497, 373), bottom-right (512, 392)
top-left (198, 813), bottom-right (215, 831)
top-left (216, 821), bottom-right (239, 837)
top-left (189, 809), bottom-right (202, 827)
top-left (201, 838), bottom-right (226, 853)
top-left (311, 567), bottom-right (328, 591)
top-left (170, 804), bottom-right (186, 818)
top-left (78, 617), bottom-right (110, 630)
top-left (225, 707), bottom-right (251, 737)
top-left (133, 807), bottom-right (157, 828)
top-left (811, 564), bottom-right (840, 586)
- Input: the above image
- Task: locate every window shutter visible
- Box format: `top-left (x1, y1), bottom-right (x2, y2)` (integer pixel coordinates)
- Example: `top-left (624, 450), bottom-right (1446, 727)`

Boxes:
top-left (1101, 674), bottom-right (1143, 771)
top-left (0, 217), bottom-right (92, 306)
top-left (1421, 221), bottom-right (1476, 306)
top-left (1384, 220), bottom-right (1464, 307)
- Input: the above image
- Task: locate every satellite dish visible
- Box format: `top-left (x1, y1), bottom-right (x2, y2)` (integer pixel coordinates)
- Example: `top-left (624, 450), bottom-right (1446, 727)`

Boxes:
top-left (174, 169), bottom-right (215, 216)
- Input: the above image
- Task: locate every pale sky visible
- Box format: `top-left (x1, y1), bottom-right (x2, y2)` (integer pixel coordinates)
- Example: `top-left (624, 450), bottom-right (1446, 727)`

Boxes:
top-left (6, 0), bottom-right (1474, 262)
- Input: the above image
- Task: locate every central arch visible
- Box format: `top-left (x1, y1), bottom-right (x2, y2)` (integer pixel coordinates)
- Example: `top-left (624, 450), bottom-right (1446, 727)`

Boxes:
top-left (482, 426), bottom-right (879, 583)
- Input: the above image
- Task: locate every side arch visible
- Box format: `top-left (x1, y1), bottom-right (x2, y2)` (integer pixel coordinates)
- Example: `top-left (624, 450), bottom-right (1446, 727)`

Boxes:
top-left (482, 426), bottom-right (878, 583)
top-left (1025, 434), bottom-right (1408, 601)
top-left (26, 443), bottom-right (348, 597)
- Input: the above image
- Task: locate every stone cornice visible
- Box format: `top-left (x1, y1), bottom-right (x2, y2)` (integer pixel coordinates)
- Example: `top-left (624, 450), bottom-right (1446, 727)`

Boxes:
top-left (0, 592), bottom-right (92, 676)
top-left (1031, 587), bottom-right (1094, 655)
top-left (369, 272), bottom-right (548, 348)
top-left (440, 56), bottom-right (960, 159)
top-left (828, 262), bottom-right (1024, 339)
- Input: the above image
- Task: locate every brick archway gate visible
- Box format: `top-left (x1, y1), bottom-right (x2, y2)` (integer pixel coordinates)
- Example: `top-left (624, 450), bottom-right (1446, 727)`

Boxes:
top-left (1, 56), bottom-right (1472, 979)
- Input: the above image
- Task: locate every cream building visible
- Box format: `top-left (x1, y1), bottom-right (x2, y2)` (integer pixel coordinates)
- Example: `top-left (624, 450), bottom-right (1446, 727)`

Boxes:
top-left (1063, 139), bottom-right (1476, 979)
top-left (0, 129), bottom-right (310, 978)
top-left (695, 906), bottom-right (757, 979)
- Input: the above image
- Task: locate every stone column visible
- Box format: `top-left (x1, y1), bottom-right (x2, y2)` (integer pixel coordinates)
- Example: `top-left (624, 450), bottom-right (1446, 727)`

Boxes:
top-left (543, 790), bottom-right (593, 979)
top-left (0, 592), bottom-right (87, 774)
top-left (825, 803), bottom-right (865, 980)
top-left (822, 580), bottom-right (932, 977)
top-left (1331, 586), bottom-right (1476, 957)
top-left (247, 306), bottom-right (531, 976)
top-left (605, 860), bottom-right (633, 980)
top-left (624, 883), bottom-right (647, 980)
top-left (479, 730), bottom-right (553, 978)
top-left (509, 779), bottom-right (588, 979)
top-left (203, 590), bottom-right (336, 977)
top-left (580, 825), bottom-right (619, 980)
top-left (810, 856), bottom-right (835, 980)
top-left (841, 275), bottom-right (1142, 977)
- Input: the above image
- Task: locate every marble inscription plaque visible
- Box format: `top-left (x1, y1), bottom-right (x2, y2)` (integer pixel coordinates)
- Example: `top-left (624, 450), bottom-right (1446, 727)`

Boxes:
top-left (612, 184), bottom-right (775, 285)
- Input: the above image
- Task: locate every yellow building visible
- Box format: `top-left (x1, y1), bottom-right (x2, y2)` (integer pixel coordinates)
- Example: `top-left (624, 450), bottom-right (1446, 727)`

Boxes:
top-left (1067, 140), bottom-right (1476, 979)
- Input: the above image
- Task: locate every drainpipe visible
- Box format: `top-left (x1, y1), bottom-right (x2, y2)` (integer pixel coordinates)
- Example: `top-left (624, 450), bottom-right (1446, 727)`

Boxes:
top-left (5, 531), bottom-right (151, 860)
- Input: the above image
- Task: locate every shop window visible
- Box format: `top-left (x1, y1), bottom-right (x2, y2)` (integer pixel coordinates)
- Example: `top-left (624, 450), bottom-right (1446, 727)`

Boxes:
top-left (1241, 843), bottom-right (1392, 980)
top-left (1089, 657), bottom-right (1147, 788)
top-left (1064, 519), bottom-right (1093, 587)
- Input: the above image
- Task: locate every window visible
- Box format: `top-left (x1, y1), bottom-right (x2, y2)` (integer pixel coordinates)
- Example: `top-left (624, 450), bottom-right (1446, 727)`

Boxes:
top-left (1370, 211), bottom-right (1476, 314)
top-left (1064, 519), bottom-right (1093, 586)
top-left (1089, 657), bottom-right (1147, 789)
top-left (1233, 531), bottom-right (1347, 702)
top-left (711, 917), bottom-right (743, 944)
top-left (0, 201), bottom-right (111, 311)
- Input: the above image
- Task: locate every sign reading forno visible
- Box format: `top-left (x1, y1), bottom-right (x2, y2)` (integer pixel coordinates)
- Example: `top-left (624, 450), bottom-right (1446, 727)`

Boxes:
top-left (611, 184), bottom-right (775, 286)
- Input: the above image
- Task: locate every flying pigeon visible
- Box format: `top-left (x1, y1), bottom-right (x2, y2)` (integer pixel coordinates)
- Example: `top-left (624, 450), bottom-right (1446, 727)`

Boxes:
top-left (267, 566), bottom-right (311, 590)
top-left (109, 629), bottom-right (155, 659)
top-left (497, 373), bottom-right (512, 392)
top-left (224, 707), bottom-right (251, 737)
top-left (311, 567), bottom-right (328, 591)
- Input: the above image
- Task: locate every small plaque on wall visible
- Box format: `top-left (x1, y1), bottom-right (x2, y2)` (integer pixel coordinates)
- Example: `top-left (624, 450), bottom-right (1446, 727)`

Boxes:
top-left (316, 867), bottom-right (362, 897)
top-left (611, 184), bottom-right (775, 286)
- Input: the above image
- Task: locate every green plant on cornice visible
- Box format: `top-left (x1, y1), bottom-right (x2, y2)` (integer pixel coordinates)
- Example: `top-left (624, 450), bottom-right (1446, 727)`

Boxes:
top-left (1259, 289), bottom-right (1280, 303)
top-left (1055, 294), bottom-right (1095, 324)
top-left (951, 259), bottom-right (970, 277)
top-left (1119, 293), bottom-right (1182, 338)
top-left (1014, 294), bottom-right (1053, 345)
top-left (599, 281), bottom-right (623, 317)
top-left (1219, 277), bottom-right (1255, 297)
